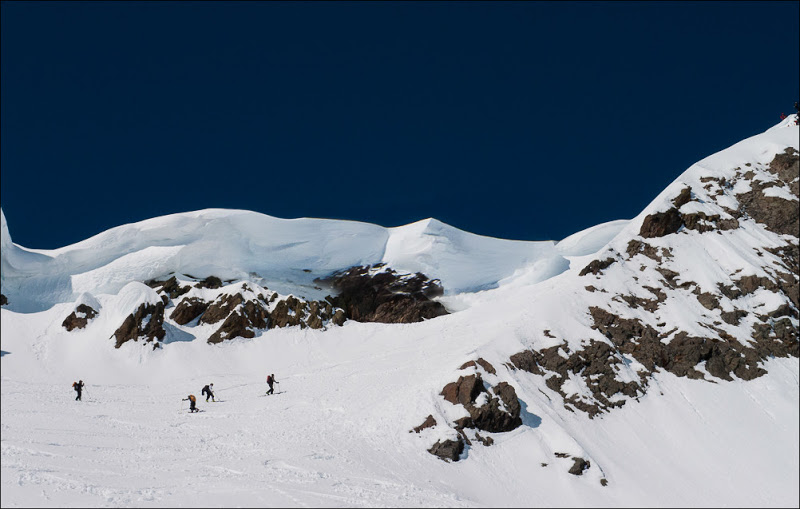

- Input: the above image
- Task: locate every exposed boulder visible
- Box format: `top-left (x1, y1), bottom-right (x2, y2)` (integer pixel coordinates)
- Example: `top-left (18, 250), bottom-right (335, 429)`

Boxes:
top-left (420, 366), bottom-right (524, 461)
top-left (428, 438), bottom-right (464, 462)
top-left (441, 374), bottom-right (485, 407)
top-left (0, 294), bottom-right (7, 306)
top-left (112, 302), bottom-right (166, 349)
top-left (639, 208), bottom-right (684, 238)
top-left (411, 415), bottom-right (437, 433)
top-left (569, 457), bottom-right (591, 476)
top-left (62, 304), bottom-right (98, 331)
top-left (320, 265), bottom-right (448, 324)
top-left (440, 374), bottom-right (522, 433)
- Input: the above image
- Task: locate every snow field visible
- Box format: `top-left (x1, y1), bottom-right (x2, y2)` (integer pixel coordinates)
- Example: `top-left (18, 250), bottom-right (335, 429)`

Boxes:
top-left (3, 299), bottom-right (798, 507)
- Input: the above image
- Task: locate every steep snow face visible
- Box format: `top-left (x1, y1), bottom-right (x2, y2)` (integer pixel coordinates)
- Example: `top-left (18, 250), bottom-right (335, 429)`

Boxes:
top-left (490, 117), bottom-right (798, 422)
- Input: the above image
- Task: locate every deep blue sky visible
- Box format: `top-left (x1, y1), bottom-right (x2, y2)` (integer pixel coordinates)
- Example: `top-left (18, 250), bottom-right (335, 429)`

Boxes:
top-left (2, 1), bottom-right (798, 249)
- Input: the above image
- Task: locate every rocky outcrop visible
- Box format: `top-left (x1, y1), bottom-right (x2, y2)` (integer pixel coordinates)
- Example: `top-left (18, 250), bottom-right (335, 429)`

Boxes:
top-left (639, 149), bottom-right (799, 239)
top-left (639, 208), bottom-right (684, 238)
top-left (638, 181), bottom-right (745, 238)
top-left (112, 302), bottom-right (166, 349)
top-left (569, 457), bottom-right (591, 476)
top-left (170, 297), bottom-right (210, 325)
top-left (419, 358), bottom-right (523, 461)
top-left (579, 257), bottom-right (617, 277)
top-left (208, 299), bottom-right (269, 344)
top-left (147, 276), bottom-right (191, 299)
top-left (200, 293), bottom-right (245, 325)
top-left (164, 286), bottom-right (348, 343)
top-left (511, 339), bottom-right (643, 418)
top-left (195, 276), bottom-right (223, 289)
top-left (735, 147), bottom-right (799, 236)
top-left (320, 265), bottom-right (448, 323)
top-left (1, 294), bottom-right (7, 306)
top-left (62, 304), bottom-right (98, 331)
top-left (510, 148), bottom-right (799, 418)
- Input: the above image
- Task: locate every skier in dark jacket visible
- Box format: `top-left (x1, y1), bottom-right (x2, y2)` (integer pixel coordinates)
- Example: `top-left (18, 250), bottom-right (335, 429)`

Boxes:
top-left (201, 383), bottom-right (215, 402)
top-left (73, 380), bottom-right (84, 401)
top-left (183, 394), bottom-right (198, 413)
top-left (266, 374), bottom-right (279, 395)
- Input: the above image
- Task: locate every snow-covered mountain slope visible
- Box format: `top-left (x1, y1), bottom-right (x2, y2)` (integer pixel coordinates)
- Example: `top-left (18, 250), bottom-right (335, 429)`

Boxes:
top-left (1, 116), bottom-right (797, 508)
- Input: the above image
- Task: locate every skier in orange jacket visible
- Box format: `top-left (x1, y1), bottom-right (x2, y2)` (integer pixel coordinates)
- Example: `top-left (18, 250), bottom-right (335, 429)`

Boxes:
top-left (183, 394), bottom-right (198, 413)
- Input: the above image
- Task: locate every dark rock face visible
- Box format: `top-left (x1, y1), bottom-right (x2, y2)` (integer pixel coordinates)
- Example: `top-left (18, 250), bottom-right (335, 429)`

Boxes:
top-left (639, 208), bottom-right (684, 238)
top-left (0, 294), bottom-right (7, 306)
top-left (736, 148), bottom-right (799, 236)
top-left (112, 302), bottom-right (166, 349)
top-left (579, 257), bottom-right (617, 277)
top-left (62, 304), bottom-right (98, 331)
top-left (269, 295), bottom-right (343, 330)
top-left (320, 265), bottom-right (448, 323)
top-left (269, 296), bottom-right (307, 329)
top-left (626, 240), bottom-right (663, 261)
top-left (440, 373), bottom-right (522, 434)
top-left (208, 299), bottom-right (269, 344)
top-left (428, 439), bottom-right (464, 462)
top-left (147, 276), bottom-right (191, 299)
top-left (200, 294), bottom-right (245, 325)
top-left (441, 374), bottom-right (485, 407)
top-left (170, 297), bottom-right (211, 325)
top-left (511, 338), bottom-right (642, 418)
top-left (195, 276), bottom-right (223, 289)
top-left (168, 289), bottom-right (347, 343)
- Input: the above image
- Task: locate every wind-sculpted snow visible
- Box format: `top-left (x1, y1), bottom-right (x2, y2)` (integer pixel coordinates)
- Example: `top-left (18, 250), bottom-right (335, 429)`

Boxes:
top-left (385, 218), bottom-right (565, 293)
top-left (0, 210), bottom-right (575, 312)
top-left (555, 219), bottom-right (629, 257)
